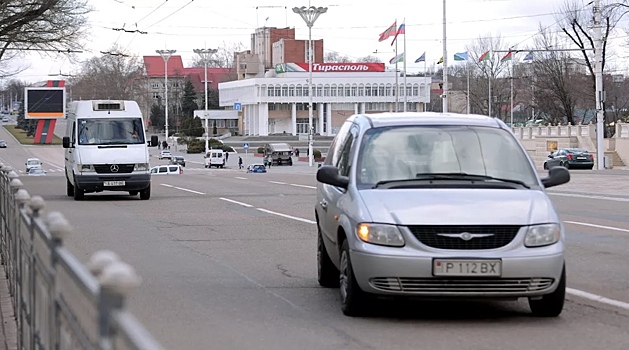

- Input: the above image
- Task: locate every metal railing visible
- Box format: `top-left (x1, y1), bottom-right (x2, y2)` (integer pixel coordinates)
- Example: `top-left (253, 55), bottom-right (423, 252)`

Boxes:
top-left (0, 165), bottom-right (164, 350)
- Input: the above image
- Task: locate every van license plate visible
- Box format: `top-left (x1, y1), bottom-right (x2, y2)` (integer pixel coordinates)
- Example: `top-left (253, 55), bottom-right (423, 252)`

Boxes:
top-left (103, 181), bottom-right (125, 186)
top-left (433, 259), bottom-right (501, 277)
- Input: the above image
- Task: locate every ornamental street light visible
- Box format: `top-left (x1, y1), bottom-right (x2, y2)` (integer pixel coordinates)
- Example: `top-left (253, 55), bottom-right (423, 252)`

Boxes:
top-left (293, 5), bottom-right (327, 167)
top-left (193, 48), bottom-right (218, 153)
top-left (156, 49), bottom-right (177, 143)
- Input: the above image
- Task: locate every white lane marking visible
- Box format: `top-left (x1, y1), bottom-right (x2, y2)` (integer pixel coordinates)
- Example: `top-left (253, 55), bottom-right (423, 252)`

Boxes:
top-left (289, 183), bottom-right (316, 189)
top-left (564, 221), bottom-right (629, 234)
top-left (219, 197), bottom-right (253, 208)
top-left (235, 176), bottom-right (247, 180)
top-left (549, 192), bottom-right (629, 202)
top-left (269, 181), bottom-right (287, 185)
top-left (160, 183), bottom-right (205, 195)
top-left (567, 288), bottom-right (629, 311)
top-left (256, 208), bottom-right (316, 225)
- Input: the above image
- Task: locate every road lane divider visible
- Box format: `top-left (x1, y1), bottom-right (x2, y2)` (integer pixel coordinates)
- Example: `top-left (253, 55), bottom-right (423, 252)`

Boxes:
top-left (235, 176), bottom-right (247, 180)
top-left (567, 288), bottom-right (629, 311)
top-left (549, 192), bottom-right (629, 202)
top-left (268, 181), bottom-right (287, 185)
top-left (160, 183), bottom-right (206, 195)
top-left (289, 183), bottom-right (317, 189)
top-left (256, 208), bottom-right (316, 225)
top-left (219, 197), bottom-right (253, 208)
top-left (564, 221), bottom-right (629, 234)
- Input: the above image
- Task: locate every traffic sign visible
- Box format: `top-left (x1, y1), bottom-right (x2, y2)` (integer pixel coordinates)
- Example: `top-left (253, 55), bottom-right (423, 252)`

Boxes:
top-left (243, 143), bottom-right (249, 149)
top-left (234, 102), bottom-right (242, 111)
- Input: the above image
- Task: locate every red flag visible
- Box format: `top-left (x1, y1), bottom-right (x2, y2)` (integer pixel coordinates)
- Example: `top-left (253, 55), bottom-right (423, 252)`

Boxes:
top-left (378, 21), bottom-right (397, 42)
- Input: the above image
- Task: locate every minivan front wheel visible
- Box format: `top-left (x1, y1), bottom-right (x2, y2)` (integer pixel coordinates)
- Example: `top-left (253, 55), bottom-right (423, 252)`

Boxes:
top-left (339, 239), bottom-right (368, 316)
top-left (317, 225), bottom-right (339, 288)
top-left (529, 266), bottom-right (566, 317)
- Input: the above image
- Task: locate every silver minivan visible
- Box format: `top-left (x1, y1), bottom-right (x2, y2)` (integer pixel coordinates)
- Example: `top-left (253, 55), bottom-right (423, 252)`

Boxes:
top-left (315, 112), bottom-right (570, 317)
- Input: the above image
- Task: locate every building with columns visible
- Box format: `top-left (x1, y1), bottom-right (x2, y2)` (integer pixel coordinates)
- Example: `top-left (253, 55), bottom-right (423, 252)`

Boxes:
top-left (219, 62), bottom-right (432, 136)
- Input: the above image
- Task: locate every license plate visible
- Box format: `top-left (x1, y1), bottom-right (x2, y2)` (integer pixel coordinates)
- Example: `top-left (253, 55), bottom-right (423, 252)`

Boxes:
top-left (103, 181), bottom-right (125, 186)
top-left (433, 259), bottom-right (501, 277)
top-left (577, 157), bottom-right (587, 160)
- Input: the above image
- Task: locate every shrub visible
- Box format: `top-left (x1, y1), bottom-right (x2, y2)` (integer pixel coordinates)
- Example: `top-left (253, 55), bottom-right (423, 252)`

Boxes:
top-left (222, 145), bottom-right (235, 152)
top-left (313, 149), bottom-right (322, 158)
top-left (257, 146), bottom-right (265, 154)
top-left (187, 143), bottom-right (204, 153)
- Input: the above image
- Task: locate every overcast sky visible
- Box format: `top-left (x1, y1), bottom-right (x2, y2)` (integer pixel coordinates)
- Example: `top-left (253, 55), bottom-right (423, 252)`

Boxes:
top-left (9, 0), bottom-right (629, 83)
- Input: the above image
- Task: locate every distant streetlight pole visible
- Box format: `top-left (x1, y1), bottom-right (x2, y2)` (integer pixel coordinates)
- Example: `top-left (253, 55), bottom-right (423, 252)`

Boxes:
top-left (293, 5), bottom-right (327, 167)
top-left (193, 48), bottom-right (218, 153)
top-left (442, 0), bottom-right (448, 113)
top-left (156, 49), bottom-right (177, 143)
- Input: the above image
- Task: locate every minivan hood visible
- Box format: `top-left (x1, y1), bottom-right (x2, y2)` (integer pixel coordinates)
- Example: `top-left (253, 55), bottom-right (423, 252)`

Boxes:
top-left (359, 188), bottom-right (556, 226)
top-left (77, 144), bottom-right (148, 164)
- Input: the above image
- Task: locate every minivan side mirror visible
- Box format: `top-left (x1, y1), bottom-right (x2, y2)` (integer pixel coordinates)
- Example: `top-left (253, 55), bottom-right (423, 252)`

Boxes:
top-left (316, 165), bottom-right (349, 189)
top-left (541, 166), bottom-right (570, 188)
top-left (62, 136), bottom-right (71, 148)
top-left (150, 135), bottom-right (159, 147)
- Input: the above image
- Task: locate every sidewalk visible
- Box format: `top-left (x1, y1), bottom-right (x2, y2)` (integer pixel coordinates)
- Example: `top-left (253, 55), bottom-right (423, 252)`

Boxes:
top-left (0, 265), bottom-right (17, 350)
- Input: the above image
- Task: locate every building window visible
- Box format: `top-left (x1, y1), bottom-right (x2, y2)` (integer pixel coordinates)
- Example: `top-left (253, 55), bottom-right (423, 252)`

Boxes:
top-left (289, 85), bottom-right (295, 97)
top-left (324, 85), bottom-right (330, 97)
top-left (378, 85), bottom-right (385, 97)
top-left (338, 85), bottom-right (344, 97)
top-left (345, 85), bottom-right (351, 97)
top-left (351, 85), bottom-right (357, 96)
top-left (268, 85), bottom-right (275, 97)
top-left (413, 84), bottom-right (419, 96)
top-left (152, 92), bottom-right (160, 99)
top-left (330, 84), bottom-right (337, 97)
top-left (358, 84), bottom-right (364, 96)
top-left (386, 84), bottom-right (392, 96)
top-left (406, 85), bottom-right (412, 97)
top-left (152, 82), bottom-right (159, 89)
top-left (275, 86), bottom-right (281, 96)
top-left (316, 85), bottom-right (322, 97)
top-left (282, 86), bottom-right (288, 97)
top-left (365, 84), bottom-right (372, 96)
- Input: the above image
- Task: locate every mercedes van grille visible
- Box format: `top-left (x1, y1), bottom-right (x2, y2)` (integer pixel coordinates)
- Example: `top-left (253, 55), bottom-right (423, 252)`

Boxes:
top-left (94, 164), bottom-right (135, 174)
top-left (406, 225), bottom-right (521, 250)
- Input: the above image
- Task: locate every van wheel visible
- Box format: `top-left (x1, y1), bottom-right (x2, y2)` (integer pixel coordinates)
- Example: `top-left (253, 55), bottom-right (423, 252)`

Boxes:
top-left (66, 178), bottom-right (74, 197)
top-left (529, 266), bottom-right (565, 317)
top-left (73, 186), bottom-right (84, 201)
top-left (318, 224), bottom-right (339, 288)
top-left (139, 186), bottom-right (151, 200)
top-left (129, 191), bottom-right (138, 196)
top-left (339, 239), bottom-right (368, 316)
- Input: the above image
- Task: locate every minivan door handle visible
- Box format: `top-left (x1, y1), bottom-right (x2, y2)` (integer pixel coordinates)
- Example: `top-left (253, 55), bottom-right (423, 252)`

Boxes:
top-left (320, 200), bottom-right (328, 210)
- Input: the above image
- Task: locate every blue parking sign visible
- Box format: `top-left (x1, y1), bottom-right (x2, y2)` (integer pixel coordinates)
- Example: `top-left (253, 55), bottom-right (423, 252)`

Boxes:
top-left (234, 102), bottom-right (242, 111)
top-left (243, 143), bottom-right (249, 149)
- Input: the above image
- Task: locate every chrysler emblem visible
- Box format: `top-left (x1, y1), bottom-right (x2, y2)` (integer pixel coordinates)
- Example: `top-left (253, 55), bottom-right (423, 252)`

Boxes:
top-left (437, 232), bottom-right (495, 241)
top-left (110, 164), bottom-right (119, 173)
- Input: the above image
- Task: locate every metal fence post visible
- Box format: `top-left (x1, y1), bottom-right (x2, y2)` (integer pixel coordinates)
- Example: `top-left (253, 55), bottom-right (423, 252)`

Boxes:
top-left (89, 251), bottom-right (141, 350)
top-left (46, 210), bottom-right (72, 350)
top-left (14, 188), bottom-right (31, 350)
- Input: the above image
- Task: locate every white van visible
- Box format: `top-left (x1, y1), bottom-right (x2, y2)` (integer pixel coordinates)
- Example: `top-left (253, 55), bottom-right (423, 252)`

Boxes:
top-left (62, 100), bottom-right (159, 200)
top-left (204, 149), bottom-right (225, 168)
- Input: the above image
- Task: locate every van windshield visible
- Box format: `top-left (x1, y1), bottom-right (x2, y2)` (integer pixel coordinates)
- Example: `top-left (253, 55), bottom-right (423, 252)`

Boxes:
top-left (78, 118), bottom-right (144, 145)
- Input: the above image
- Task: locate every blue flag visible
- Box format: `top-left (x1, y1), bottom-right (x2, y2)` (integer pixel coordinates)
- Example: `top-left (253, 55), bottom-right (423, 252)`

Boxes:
top-left (414, 52), bottom-right (426, 63)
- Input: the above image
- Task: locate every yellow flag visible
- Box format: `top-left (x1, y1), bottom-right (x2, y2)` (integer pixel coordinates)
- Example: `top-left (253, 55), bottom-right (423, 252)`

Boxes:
top-left (437, 57), bottom-right (444, 64)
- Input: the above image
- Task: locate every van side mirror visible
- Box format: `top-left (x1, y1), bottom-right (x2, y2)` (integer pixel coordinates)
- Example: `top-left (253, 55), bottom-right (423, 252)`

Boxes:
top-left (62, 136), bottom-right (71, 148)
top-left (150, 135), bottom-right (159, 147)
top-left (316, 165), bottom-right (349, 189)
top-left (541, 166), bottom-right (570, 188)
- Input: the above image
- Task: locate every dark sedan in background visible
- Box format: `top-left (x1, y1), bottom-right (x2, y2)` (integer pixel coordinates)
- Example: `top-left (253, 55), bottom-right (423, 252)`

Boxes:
top-left (543, 148), bottom-right (594, 170)
top-left (169, 156), bottom-right (186, 167)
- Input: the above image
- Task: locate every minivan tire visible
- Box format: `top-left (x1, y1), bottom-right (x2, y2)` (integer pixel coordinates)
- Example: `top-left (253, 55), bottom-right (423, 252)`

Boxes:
top-left (528, 266), bottom-right (565, 317)
top-left (339, 239), bottom-right (368, 316)
top-left (139, 185), bottom-right (151, 200)
top-left (66, 178), bottom-right (74, 197)
top-left (73, 186), bottom-right (84, 200)
top-left (317, 225), bottom-right (339, 288)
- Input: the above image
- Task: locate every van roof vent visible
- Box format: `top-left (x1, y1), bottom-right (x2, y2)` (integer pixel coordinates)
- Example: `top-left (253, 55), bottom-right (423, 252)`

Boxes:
top-left (92, 101), bottom-right (125, 111)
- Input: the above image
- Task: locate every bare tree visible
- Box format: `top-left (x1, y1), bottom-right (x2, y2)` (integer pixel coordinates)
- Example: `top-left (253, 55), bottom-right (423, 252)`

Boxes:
top-left (68, 45), bottom-right (144, 101)
top-left (0, 0), bottom-right (91, 74)
top-left (356, 55), bottom-right (382, 63)
top-left (324, 52), bottom-right (352, 63)
top-left (465, 34), bottom-right (513, 119)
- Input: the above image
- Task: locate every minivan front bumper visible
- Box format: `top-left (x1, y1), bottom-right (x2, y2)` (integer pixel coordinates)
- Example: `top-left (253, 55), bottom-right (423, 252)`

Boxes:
top-left (75, 173), bottom-right (151, 192)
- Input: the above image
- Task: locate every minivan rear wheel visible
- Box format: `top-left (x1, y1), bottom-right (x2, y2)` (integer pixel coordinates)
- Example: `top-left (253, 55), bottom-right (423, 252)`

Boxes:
top-left (317, 225), bottom-right (339, 288)
top-left (339, 239), bottom-right (368, 316)
top-left (528, 266), bottom-right (565, 317)
top-left (66, 178), bottom-right (74, 197)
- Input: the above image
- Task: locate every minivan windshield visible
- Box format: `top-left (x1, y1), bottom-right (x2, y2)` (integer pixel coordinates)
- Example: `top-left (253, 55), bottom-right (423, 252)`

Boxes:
top-left (356, 125), bottom-right (539, 189)
top-left (78, 117), bottom-right (145, 145)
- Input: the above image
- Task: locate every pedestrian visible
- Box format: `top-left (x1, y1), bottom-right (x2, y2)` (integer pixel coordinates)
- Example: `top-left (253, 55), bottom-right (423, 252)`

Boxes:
top-left (238, 156), bottom-right (243, 169)
top-left (225, 152), bottom-right (229, 162)
top-left (295, 148), bottom-right (300, 157)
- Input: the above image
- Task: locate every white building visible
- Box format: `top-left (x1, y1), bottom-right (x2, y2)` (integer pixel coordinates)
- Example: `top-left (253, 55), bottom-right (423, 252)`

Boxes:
top-left (219, 62), bottom-right (431, 136)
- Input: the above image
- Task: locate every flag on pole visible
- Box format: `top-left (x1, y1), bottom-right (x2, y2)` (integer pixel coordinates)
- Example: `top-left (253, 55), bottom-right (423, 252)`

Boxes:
top-left (453, 52), bottom-right (468, 61)
top-left (415, 52), bottom-right (426, 63)
top-left (390, 52), bottom-right (404, 64)
top-left (523, 51), bottom-right (534, 61)
top-left (501, 51), bottom-right (513, 62)
top-left (479, 51), bottom-right (490, 62)
top-left (437, 57), bottom-right (444, 64)
top-left (391, 22), bottom-right (405, 46)
top-left (379, 21), bottom-right (397, 42)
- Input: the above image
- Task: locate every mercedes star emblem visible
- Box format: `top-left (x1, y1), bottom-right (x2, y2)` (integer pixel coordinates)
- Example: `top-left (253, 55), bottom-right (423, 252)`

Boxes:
top-left (110, 164), bottom-right (119, 173)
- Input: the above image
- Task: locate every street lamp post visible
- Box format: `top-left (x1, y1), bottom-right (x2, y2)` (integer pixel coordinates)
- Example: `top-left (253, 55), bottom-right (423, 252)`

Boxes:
top-left (293, 5), bottom-right (327, 167)
top-left (193, 48), bottom-right (218, 153)
top-left (156, 49), bottom-right (177, 144)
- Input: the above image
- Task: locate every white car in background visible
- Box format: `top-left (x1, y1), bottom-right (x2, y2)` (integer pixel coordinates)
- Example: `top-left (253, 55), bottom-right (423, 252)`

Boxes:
top-left (27, 166), bottom-right (46, 176)
top-left (150, 165), bottom-right (182, 175)
top-left (159, 150), bottom-right (172, 160)
top-left (25, 158), bottom-right (42, 172)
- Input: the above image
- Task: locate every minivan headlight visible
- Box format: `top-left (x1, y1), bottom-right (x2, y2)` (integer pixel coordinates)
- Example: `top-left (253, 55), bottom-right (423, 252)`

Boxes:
top-left (524, 224), bottom-right (561, 247)
top-left (357, 223), bottom-right (405, 247)
top-left (134, 163), bottom-right (148, 171)
top-left (77, 164), bottom-right (95, 173)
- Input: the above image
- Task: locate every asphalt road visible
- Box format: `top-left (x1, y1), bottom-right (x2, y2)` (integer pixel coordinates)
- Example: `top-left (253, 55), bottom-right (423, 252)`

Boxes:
top-left (1, 126), bottom-right (629, 350)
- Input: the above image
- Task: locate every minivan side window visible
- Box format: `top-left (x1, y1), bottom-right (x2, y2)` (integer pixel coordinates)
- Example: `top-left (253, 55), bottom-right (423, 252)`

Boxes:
top-left (336, 125), bottom-right (359, 177)
top-left (326, 121), bottom-right (353, 166)
top-left (169, 166), bottom-right (178, 172)
top-left (159, 167), bottom-right (167, 173)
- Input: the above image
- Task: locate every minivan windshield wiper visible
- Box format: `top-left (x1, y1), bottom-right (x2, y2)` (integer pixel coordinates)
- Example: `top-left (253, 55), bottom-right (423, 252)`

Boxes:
top-left (414, 172), bottom-right (530, 189)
